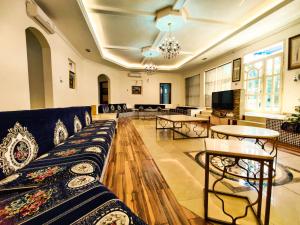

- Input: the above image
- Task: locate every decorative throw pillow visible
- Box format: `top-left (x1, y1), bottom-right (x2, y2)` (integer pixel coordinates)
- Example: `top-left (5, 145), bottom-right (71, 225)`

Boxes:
top-left (53, 119), bottom-right (68, 146)
top-left (104, 105), bottom-right (109, 113)
top-left (85, 111), bottom-right (91, 126)
top-left (0, 122), bottom-right (38, 176)
top-left (110, 105), bottom-right (115, 112)
top-left (74, 116), bottom-right (82, 133)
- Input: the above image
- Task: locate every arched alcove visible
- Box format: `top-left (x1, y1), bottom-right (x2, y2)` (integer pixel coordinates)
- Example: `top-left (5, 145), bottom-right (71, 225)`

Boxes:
top-left (98, 74), bottom-right (110, 104)
top-left (25, 27), bottom-right (53, 109)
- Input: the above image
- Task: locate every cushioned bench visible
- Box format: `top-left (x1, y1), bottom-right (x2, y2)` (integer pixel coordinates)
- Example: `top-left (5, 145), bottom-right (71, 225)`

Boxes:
top-left (98, 103), bottom-right (135, 118)
top-left (134, 104), bottom-right (165, 110)
top-left (134, 104), bottom-right (166, 119)
top-left (0, 106), bottom-right (146, 224)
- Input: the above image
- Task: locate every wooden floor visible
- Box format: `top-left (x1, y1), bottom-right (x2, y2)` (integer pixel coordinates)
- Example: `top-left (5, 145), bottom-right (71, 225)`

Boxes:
top-left (103, 118), bottom-right (208, 225)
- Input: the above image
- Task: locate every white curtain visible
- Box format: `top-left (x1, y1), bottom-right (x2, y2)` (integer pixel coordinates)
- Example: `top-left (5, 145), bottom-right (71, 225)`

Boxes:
top-left (205, 63), bottom-right (232, 107)
top-left (185, 75), bottom-right (200, 106)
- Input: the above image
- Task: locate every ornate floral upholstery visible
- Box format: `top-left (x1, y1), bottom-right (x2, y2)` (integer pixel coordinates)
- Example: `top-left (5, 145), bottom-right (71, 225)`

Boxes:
top-left (134, 104), bottom-right (165, 111)
top-left (98, 103), bottom-right (132, 113)
top-left (0, 180), bottom-right (145, 225)
top-left (0, 107), bottom-right (146, 225)
top-left (0, 106), bottom-right (92, 179)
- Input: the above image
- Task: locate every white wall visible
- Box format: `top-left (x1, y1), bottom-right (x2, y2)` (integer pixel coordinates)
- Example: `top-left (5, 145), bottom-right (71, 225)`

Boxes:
top-left (0, 0), bottom-right (185, 112)
top-left (81, 60), bottom-right (185, 108)
top-left (26, 29), bottom-right (45, 109)
top-left (184, 22), bottom-right (300, 113)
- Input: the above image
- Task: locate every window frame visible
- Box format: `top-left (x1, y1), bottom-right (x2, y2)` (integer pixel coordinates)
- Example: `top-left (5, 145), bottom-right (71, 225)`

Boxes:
top-left (243, 52), bottom-right (283, 113)
top-left (68, 59), bottom-right (76, 89)
top-left (204, 62), bottom-right (232, 108)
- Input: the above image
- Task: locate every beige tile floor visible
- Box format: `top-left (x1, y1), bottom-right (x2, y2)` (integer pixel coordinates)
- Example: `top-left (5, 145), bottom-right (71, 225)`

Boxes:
top-left (133, 119), bottom-right (300, 225)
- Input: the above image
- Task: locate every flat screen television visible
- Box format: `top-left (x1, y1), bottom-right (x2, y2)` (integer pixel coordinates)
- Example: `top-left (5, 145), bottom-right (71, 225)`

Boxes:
top-left (212, 90), bottom-right (234, 110)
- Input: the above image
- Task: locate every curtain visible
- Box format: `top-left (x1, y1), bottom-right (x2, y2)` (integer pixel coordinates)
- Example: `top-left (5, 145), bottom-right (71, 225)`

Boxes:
top-left (185, 75), bottom-right (200, 106)
top-left (205, 63), bottom-right (232, 107)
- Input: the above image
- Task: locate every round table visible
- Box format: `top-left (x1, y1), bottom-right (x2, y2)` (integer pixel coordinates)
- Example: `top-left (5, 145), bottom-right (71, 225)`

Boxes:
top-left (210, 125), bottom-right (280, 176)
top-left (211, 125), bottom-right (279, 139)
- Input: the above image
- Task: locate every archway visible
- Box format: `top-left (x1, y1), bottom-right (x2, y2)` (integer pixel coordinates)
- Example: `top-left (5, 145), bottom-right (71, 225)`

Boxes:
top-left (25, 27), bottom-right (53, 109)
top-left (98, 74), bottom-right (110, 104)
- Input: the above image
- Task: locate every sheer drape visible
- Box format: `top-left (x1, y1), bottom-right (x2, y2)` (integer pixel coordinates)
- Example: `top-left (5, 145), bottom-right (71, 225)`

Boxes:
top-left (205, 63), bottom-right (232, 107)
top-left (185, 75), bottom-right (200, 106)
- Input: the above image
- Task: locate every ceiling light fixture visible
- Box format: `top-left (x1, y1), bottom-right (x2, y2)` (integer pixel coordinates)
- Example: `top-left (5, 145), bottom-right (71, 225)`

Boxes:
top-left (159, 23), bottom-right (181, 60)
top-left (144, 52), bottom-right (157, 74)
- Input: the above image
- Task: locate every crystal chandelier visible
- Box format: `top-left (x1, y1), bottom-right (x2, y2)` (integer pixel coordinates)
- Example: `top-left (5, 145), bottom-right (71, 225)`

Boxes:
top-left (144, 62), bottom-right (157, 74)
top-left (159, 23), bottom-right (181, 59)
top-left (144, 52), bottom-right (157, 74)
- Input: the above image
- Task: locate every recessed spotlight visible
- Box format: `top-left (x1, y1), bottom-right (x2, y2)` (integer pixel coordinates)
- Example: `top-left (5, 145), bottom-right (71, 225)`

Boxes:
top-left (85, 48), bottom-right (91, 53)
top-left (202, 58), bottom-right (207, 61)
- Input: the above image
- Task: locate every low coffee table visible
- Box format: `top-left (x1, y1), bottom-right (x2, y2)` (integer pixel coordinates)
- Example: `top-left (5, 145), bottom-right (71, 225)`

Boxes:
top-left (156, 115), bottom-right (209, 139)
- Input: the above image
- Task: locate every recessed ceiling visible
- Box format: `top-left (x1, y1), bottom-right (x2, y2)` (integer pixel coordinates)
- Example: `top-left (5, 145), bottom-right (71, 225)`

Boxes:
top-left (36, 0), bottom-right (300, 72)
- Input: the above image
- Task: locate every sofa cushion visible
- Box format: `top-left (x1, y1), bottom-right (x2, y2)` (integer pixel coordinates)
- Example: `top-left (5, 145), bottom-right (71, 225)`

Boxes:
top-left (0, 159), bottom-right (101, 194)
top-left (0, 179), bottom-right (146, 225)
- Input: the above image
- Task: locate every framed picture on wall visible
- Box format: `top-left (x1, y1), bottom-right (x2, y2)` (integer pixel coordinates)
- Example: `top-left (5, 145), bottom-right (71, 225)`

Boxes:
top-left (132, 86), bottom-right (142, 95)
top-left (288, 34), bottom-right (300, 70)
top-left (232, 58), bottom-right (241, 82)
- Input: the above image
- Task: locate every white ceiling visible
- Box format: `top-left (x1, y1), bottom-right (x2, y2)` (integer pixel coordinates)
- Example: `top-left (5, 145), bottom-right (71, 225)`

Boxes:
top-left (36, 0), bottom-right (300, 72)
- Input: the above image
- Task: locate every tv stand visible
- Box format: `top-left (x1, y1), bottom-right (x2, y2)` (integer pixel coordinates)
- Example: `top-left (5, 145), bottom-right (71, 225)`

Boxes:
top-left (210, 114), bottom-right (237, 125)
top-left (212, 89), bottom-right (245, 122)
top-left (212, 111), bottom-right (228, 118)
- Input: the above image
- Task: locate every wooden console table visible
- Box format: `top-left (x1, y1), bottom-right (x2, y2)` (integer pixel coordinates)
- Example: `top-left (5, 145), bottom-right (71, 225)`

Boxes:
top-left (204, 138), bottom-right (274, 225)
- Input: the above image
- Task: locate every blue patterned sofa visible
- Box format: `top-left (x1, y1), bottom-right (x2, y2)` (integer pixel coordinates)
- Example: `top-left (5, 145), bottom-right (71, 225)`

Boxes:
top-left (134, 104), bottom-right (165, 110)
top-left (134, 104), bottom-right (166, 119)
top-left (0, 106), bottom-right (146, 224)
top-left (98, 103), bottom-right (135, 118)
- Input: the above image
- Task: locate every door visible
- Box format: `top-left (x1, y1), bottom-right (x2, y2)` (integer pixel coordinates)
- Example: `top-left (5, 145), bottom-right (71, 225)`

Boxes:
top-left (100, 81), bottom-right (109, 104)
top-left (160, 83), bottom-right (171, 104)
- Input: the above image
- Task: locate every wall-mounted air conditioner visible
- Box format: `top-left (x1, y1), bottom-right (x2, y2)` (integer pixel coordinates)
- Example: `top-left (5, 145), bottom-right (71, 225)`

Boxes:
top-left (26, 0), bottom-right (55, 34)
top-left (128, 72), bottom-right (142, 78)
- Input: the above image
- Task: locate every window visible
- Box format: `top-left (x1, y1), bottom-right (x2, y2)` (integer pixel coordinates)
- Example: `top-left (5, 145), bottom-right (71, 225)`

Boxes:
top-left (244, 42), bottom-right (283, 113)
top-left (185, 75), bottom-right (200, 106)
top-left (205, 63), bottom-right (232, 107)
top-left (68, 59), bottom-right (76, 89)
top-left (160, 83), bottom-right (171, 104)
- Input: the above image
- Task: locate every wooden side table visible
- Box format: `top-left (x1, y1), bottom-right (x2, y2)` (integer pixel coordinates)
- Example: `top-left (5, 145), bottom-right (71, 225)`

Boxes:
top-left (204, 138), bottom-right (274, 225)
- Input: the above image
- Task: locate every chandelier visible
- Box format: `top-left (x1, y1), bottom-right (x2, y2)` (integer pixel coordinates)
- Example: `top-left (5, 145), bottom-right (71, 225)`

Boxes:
top-left (159, 23), bottom-right (181, 59)
top-left (144, 51), bottom-right (158, 74)
top-left (144, 62), bottom-right (157, 74)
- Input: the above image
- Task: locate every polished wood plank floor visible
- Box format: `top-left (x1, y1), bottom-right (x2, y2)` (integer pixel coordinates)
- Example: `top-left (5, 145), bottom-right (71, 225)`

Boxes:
top-left (103, 118), bottom-right (208, 225)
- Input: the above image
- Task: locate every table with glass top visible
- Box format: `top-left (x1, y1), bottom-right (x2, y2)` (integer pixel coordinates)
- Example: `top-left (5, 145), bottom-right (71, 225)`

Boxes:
top-left (156, 115), bottom-right (210, 139)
